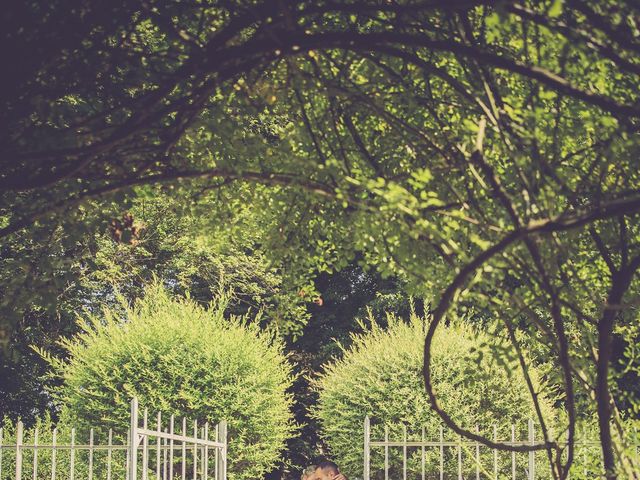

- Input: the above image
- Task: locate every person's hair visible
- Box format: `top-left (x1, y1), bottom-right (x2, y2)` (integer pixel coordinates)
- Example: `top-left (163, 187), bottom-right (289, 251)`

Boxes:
top-left (301, 465), bottom-right (317, 479)
top-left (316, 461), bottom-right (340, 474)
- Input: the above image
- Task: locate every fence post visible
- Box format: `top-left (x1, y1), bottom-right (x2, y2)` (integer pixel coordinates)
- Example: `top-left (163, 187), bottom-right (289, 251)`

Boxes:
top-left (363, 417), bottom-right (370, 480)
top-left (89, 428), bottom-right (94, 480)
top-left (51, 428), bottom-right (57, 480)
top-left (384, 425), bottom-right (389, 480)
top-left (129, 398), bottom-right (139, 480)
top-left (156, 413), bottom-right (161, 480)
top-left (33, 427), bottom-right (39, 480)
top-left (457, 435), bottom-right (462, 480)
top-left (511, 425), bottom-right (516, 480)
top-left (142, 410), bottom-right (149, 480)
top-left (402, 425), bottom-right (407, 480)
top-left (475, 425), bottom-right (480, 480)
top-left (493, 425), bottom-right (498, 480)
top-left (439, 426), bottom-right (444, 480)
top-left (70, 428), bottom-right (76, 480)
top-left (193, 419), bottom-right (198, 480)
top-left (181, 417), bottom-right (187, 480)
top-left (528, 419), bottom-right (535, 480)
top-left (169, 415), bottom-right (175, 480)
top-left (421, 426), bottom-right (425, 480)
top-left (203, 423), bottom-right (209, 480)
top-left (107, 429), bottom-right (112, 480)
top-left (14, 420), bottom-right (23, 480)
top-left (219, 420), bottom-right (227, 480)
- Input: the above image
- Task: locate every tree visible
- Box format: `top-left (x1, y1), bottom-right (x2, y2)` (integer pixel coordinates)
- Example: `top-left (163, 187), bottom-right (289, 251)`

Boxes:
top-left (75, 196), bottom-right (310, 337)
top-left (0, 193), bottom-right (309, 422)
top-left (48, 285), bottom-right (296, 480)
top-left (314, 315), bottom-right (556, 478)
top-left (3, 1), bottom-right (640, 477)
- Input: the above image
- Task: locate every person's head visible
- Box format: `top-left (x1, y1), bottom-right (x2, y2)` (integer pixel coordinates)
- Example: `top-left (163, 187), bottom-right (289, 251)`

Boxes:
top-left (313, 461), bottom-right (340, 480)
top-left (301, 465), bottom-right (317, 480)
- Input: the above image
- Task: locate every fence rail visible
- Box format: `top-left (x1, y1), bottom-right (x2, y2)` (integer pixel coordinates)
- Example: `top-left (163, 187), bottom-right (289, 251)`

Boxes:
top-left (1, 398), bottom-right (227, 480)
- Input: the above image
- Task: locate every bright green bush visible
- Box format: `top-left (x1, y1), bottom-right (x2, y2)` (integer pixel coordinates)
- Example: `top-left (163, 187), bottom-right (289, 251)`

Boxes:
top-left (313, 314), bottom-right (556, 479)
top-left (49, 284), bottom-right (295, 480)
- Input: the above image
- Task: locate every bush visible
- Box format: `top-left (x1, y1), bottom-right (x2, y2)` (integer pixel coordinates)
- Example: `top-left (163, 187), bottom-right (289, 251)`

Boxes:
top-left (49, 284), bottom-right (295, 480)
top-left (313, 314), bottom-right (556, 479)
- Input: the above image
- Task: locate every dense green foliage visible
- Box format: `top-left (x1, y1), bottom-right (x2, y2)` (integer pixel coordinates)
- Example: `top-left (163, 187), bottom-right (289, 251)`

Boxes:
top-left (81, 197), bottom-right (310, 336)
top-left (286, 264), bottom-right (414, 471)
top-left (48, 285), bottom-right (295, 480)
top-left (314, 315), bottom-right (555, 477)
top-left (0, 194), bottom-right (309, 424)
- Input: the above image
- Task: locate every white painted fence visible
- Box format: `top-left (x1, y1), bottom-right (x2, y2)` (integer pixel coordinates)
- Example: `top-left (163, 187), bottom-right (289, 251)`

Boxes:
top-left (0, 398), bottom-right (227, 480)
top-left (362, 417), bottom-right (612, 480)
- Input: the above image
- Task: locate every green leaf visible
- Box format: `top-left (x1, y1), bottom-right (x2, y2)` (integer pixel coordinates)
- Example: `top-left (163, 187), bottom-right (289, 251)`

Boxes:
top-left (548, 0), bottom-right (564, 18)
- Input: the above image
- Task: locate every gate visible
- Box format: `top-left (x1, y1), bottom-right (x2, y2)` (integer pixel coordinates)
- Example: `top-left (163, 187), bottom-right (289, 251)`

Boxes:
top-left (1, 398), bottom-right (227, 480)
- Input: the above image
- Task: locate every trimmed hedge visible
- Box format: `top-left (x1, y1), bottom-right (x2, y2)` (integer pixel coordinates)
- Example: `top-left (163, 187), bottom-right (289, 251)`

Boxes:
top-left (50, 284), bottom-right (295, 480)
top-left (313, 314), bottom-right (556, 478)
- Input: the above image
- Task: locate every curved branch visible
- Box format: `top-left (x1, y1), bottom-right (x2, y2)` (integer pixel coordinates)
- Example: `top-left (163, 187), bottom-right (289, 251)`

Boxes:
top-left (235, 31), bottom-right (640, 118)
top-left (0, 168), bottom-right (346, 240)
top-left (422, 193), bottom-right (640, 452)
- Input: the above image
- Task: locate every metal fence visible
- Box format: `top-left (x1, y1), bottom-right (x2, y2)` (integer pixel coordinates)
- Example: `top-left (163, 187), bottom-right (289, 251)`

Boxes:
top-left (1, 398), bottom-right (227, 480)
top-left (362, 417), bottom-right (611, 480)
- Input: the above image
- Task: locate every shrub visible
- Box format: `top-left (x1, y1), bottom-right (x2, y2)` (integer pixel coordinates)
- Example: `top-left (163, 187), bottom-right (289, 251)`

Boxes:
top-left (313, 314), bottom-right (556, 479)
top-left (49, 284), bottom-right (295, 480)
